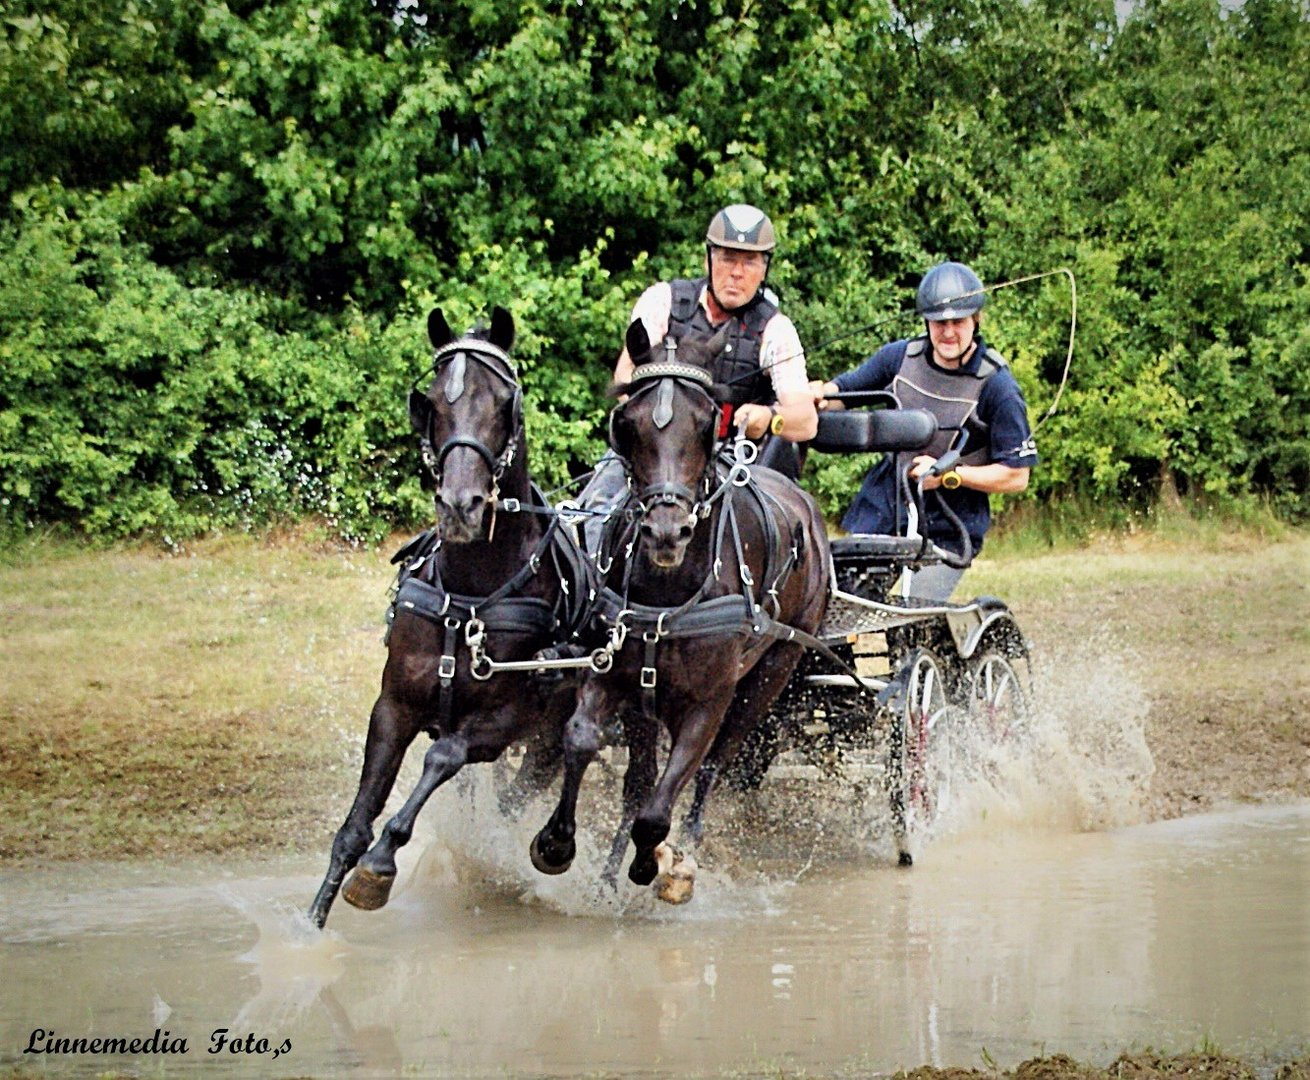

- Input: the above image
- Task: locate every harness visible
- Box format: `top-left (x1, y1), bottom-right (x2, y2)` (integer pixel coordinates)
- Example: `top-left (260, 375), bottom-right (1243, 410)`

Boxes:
top-left (387, 485), bottom-right (596, 731)
top-left (668, 278), bottom-right (777, 405)
top-left (395, 338), bottom-right (597, 732)
top-left (597, 363), bottom-right (841, 719)
top-left (892, 336), bottom-right (1008, 464)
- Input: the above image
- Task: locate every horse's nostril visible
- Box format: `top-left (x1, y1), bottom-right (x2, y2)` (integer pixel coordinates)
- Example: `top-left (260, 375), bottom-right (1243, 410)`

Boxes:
top-left (639, 521), bottom-right (656, 538)
top-left (678, 524), bottom-right (693, 540)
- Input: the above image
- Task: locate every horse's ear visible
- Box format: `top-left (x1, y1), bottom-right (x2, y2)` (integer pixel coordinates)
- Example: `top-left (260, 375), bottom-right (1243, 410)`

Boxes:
top-left (488, 306), bottom-right (514, 352)
top-left (705, 320), bottom-right (732, 364)
top-left (625, 320), bottom-right (652, 367)
top-left (408, 389), bottom-right (434, 435)
top-left (428, 308), bottom-right (454, 350)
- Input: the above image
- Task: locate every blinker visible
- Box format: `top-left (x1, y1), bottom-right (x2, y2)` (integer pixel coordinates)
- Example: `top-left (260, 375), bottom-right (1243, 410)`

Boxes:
top-left (443, 351), bottom-right (467, 403)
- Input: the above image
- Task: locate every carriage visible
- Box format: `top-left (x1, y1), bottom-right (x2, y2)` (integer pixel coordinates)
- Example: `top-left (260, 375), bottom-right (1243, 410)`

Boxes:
top-left (726, 403), bottom-right (1032, 867)
top-left (310, 312), bottom-right (1032, 926)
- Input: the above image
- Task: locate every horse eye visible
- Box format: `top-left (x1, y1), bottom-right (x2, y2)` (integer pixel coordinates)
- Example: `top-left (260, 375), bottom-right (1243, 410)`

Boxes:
top-left (611, 412), bottom-right (634, 455)
top-left (702, 414), bottom-right (719, 452)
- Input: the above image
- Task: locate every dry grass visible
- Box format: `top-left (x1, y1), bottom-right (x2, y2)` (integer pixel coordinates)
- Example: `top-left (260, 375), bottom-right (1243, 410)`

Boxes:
top-left (0, 531), bottom-right (395, 862)
top-left (968, 531), bottom-right (1310, 817)
top-left (1, 527), bottom-right (1307, 864)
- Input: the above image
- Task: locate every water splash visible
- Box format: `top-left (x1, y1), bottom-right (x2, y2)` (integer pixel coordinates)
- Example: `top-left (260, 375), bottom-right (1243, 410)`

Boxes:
top-left (320, 633), bottom-right (1155, 919)
top-left (937, 635), bottom-right (1156, 841)
top-left (215, 885), bottom-right (350, 1030)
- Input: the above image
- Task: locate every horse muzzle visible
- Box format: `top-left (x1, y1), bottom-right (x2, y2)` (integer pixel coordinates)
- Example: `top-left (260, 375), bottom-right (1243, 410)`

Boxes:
top-left (435, 488), bottom-right (491, 543)
top-left (639, 511), bottom-right (697, 569)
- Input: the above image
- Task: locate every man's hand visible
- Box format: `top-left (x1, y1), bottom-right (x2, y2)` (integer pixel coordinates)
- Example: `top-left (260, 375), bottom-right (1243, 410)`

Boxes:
top-left (909, 454), bottom-right (943, 489)
top-left (810, 380), bottom-right (842, 411)
top-left (734, 403), bottom-right (776, 440)
top-left (736, 392), bottom-right (818, 441)
top-left (908, 458), bottom-right (1033, 495)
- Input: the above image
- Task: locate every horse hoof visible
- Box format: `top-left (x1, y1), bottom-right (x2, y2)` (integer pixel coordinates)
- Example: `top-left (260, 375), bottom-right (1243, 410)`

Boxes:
top-left (898, 850), bottom-right (914, 868)
top-left (341, 866), bottom-right (395, 910)
top-left (652, 843), bottom-right (696, 905)
top-left (529, 832), bottom-right (574, 876)
top-left (628, 853), bottom-right (657, 886)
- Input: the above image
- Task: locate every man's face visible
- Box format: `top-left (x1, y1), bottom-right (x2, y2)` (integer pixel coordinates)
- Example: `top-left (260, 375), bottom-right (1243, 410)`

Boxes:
top-left (708, 247), bottom-right (768, 311)
top-left (927, 316), bottom-right (977, 367)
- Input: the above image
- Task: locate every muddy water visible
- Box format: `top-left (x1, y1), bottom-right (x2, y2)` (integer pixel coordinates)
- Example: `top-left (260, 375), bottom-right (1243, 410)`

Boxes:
top-left (2, 795), bottom-right (1306, 1079)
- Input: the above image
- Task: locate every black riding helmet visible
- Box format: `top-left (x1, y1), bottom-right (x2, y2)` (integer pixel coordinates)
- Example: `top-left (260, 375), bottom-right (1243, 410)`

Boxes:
top-left (704, 204), bottom-right (775, 314)
top-left (916, 261), bottom-right (986, 321)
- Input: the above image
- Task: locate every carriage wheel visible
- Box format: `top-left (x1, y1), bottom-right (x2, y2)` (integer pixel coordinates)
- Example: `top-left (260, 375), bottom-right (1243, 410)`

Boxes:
top-left (888, 649), bottom-right (954, 866)
top-left (968, 652), bottom-right (1028, 743)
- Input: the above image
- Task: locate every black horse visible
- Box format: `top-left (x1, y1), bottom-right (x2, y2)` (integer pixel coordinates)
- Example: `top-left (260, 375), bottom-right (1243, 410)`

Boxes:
top-left (528, 321), bottom-right (831, 902)
top-left (308, 307), bottom-right (592, 929)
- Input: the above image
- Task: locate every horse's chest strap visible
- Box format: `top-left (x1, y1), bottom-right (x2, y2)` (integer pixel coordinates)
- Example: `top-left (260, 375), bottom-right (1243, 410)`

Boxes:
top-left (640, 632), bottom-right (659, 719)
top-left (438, 616), bottom-right (460, 721)
top-left (392, 576), bottom-right (557, 729)
top-left (393, 578), bottom-right (556, 636)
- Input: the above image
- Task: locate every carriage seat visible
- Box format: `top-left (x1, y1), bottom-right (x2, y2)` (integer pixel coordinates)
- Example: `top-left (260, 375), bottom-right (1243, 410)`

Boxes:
top-left (830, 534), bottom-right (926, 561)
top-left (808, 408), bottom-right (936, 454)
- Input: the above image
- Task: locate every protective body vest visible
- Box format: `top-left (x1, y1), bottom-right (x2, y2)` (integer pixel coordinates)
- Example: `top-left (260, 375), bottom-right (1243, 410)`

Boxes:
top-left (668, 277), bottom-right (778, 405)
top-left (891, 336), bottom-right (1008, 465)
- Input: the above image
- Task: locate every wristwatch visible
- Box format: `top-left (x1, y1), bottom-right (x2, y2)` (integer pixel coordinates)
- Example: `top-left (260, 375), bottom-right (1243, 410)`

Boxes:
top-left (940, 469), bottom-right (963, 490)
top-left (767, 406), bottom-right (785, 436)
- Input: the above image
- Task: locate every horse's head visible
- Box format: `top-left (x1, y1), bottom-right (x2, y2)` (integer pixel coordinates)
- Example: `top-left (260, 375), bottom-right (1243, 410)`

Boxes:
top-left (609, 320), bottom-right (729, 570)
top-left (408, 306), bottom-right (523, 543)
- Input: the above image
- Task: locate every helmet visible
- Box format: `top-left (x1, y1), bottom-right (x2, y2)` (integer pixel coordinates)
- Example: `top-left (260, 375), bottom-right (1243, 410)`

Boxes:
top-left (705, 204), bottom-right (776, 253)
top-left (916, 261), bottom-right (986, 320)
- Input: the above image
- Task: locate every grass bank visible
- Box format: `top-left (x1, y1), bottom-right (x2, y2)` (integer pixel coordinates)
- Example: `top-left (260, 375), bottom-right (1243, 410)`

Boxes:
top-left (1, 525), bottom-right (1307, 864)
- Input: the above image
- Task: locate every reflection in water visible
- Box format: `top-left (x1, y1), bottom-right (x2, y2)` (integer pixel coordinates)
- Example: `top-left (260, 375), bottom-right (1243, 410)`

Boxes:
top-left (1, 802), bottom-right (1306, 1078)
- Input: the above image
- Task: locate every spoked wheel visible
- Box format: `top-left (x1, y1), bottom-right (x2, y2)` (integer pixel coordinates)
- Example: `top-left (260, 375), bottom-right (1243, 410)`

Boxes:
top-left (887, 649), bottom-right (956, 867)
top-left (969, 652), bottom-right (1029, 743)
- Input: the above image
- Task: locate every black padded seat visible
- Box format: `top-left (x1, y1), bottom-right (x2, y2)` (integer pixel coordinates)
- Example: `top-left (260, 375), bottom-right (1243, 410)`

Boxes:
top-left (809, 408), bottom-right (936, 454)
top-left (831, 534), bottom-right (927, 560)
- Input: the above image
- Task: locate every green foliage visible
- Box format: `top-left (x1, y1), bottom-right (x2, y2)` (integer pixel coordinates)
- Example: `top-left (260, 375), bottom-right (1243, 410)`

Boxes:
top-left (0, 195), bottom-right (429, 540)
top-left (1, 0), bottom-right (1308, 539)
top-left (0, 1), bottom-right (198, 204)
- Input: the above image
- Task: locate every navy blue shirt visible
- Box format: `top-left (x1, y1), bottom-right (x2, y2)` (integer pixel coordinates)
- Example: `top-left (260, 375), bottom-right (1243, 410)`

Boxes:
top-left (833, 334), bottom-right (1037, 553)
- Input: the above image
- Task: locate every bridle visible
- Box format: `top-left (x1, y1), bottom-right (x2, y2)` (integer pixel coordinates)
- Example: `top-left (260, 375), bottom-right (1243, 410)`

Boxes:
top-left (418, 339), bottom-right (523, 496)
top-left (609, 361), bottom-right (721, 526)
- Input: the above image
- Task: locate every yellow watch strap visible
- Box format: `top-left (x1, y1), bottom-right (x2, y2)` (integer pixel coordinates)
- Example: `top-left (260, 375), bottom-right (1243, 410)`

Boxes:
top-left (768, 407), bottom-right (785, 436)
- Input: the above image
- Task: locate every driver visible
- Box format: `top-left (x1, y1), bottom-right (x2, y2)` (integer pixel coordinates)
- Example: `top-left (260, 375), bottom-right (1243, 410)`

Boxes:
top-left (613, 204), bottom-right (817, 454)
top-left (575, 205), bottom-right (817, 551)
top-left (809, 261), bottom-right (1038, 599)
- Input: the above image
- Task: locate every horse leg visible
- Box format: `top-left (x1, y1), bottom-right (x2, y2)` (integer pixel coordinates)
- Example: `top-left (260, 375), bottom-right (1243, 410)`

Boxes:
top-left (601, 715), bottom-right (657, 885)
top-left (496, 711), bottom-right (565, 819)
top-left (309, 696), bottom-right (417, 929)
top-left (629, 692), bottom-right (732, 890)
top-left (685, 641), bottom-right (804, 845)
top-left (530, 684), bottom-right (609, 875)
top-left (341, 731), bottom-right (469, 911)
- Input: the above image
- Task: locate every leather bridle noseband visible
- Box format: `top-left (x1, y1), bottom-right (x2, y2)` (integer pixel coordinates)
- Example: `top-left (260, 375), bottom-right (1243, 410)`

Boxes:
top-left (419, 340), bottom-right (523, 494)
